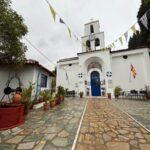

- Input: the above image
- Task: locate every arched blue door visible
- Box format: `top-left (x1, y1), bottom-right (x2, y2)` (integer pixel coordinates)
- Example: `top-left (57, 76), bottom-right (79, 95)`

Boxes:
top-left (91, 71), bottom-right (101, 96)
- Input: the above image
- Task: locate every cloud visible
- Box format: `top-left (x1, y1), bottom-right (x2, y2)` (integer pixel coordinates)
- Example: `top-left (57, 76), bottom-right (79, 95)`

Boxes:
top-left (12, 0), bottom-right (141, 70)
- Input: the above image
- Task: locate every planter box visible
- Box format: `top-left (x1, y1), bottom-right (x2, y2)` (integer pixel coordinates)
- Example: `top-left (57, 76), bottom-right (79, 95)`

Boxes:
top-left (0, 104), bottom-right (25, 131)
top-left (33, 102), bottom-right (45, 109)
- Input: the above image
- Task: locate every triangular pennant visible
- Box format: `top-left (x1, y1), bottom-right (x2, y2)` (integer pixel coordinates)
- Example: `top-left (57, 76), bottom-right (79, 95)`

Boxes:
top-left (112, 43), bottom-right (115, 48)
top-left (49, 4), bottom-right (56, 22)
top-left (60, 18), bottom-right (65, 24)
top-left (140, 13), bottom-right (148, 29)
top-left (124, 32), bottom-right (128, 42)
top-left (67, 26), bottom-right (71, 38)
top-left (131, 24), bottom-right (137, 34)
top-left (119, 37), bottom-right (123, 45)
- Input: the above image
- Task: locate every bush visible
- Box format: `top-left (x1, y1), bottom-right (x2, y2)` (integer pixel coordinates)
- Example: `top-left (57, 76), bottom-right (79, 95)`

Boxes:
top-left (114, 86), bottom-right (122, 98)
top-left (39, 90), bottom-right (51, 103)
top-left (57, 86), bottom-right (65, 96)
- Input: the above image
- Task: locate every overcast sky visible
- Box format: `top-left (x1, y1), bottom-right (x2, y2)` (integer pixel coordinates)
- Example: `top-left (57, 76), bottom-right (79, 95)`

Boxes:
top-left (12, 0), bottom-right (141, 70)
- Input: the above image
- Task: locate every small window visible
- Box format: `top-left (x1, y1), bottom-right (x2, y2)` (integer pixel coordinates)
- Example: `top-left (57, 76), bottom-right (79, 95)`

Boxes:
top-left (95, 38), bottom-right (100, 46)
top-left (123, 55), bottom-right (128, 59)
top-left (40, 74), bottom-right (47, 88)
top-left (69, 64), bottom-right (72, 66)
top-left (86, 40), bottom-right (91, 51)
top-left (90, 25), bottom-right (94, 33)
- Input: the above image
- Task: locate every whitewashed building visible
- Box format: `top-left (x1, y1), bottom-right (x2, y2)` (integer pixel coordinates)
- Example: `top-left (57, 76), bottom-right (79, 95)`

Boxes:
top-left (0, 59), bottom-right (54, 100)
top-left (56, 20), bottom-right (150, 98)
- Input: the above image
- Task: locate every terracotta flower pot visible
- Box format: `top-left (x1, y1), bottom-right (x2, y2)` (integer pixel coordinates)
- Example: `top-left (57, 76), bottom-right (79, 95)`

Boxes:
top-left (60, 95), bottom-right (64, 102)
top-left (56, 97), bottom-right (61, 105)
top-left (50, 101), bottom-right (56, 107)
top-left (43, 103), bottom-right (50, 110)
top-left (12, 93), bottom-right (22, 104)
top-left (0, 104), bottom-right (25, 131)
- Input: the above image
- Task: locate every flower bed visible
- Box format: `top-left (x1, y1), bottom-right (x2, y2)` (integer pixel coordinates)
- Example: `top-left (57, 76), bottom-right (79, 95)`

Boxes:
top-left (0, 104), bottom-right (25, 131)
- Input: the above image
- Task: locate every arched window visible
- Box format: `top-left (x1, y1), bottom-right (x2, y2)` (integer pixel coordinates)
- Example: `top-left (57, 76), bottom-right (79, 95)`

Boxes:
top-left (90, 25), bottom-right (94, 33)
top-left (95, 38), bottom-right (100, 46)
top-left (86, 40), bottom-right (91, 51)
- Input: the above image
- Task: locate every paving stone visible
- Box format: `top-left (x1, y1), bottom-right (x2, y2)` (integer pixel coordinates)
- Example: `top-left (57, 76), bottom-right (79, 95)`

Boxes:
top-left (75, 99), bottom-right (150, 150)
top-left (118, 135), bottom-right (129, 141)
top-left (103, 133), bottom-right (112, 142)
top-left (107, 142), bottom-right (129, 150)
top-left (139, 144), bottom-right (150, 150)
top-left (118, 129), bottom-right (129, 135)
top-left (58, 130), bottom-right (69, 138)
top-left (17, 142), bottom-right (35, 149)
top-left (23, 134), bottom-right (43, 142)
top-left (1, 130), bottom-right (11, 136)
top-left (33, 140), bottom-right (46, 150)
top-left (130, 140), bottom-right (139, 149)
top-left (135, 133), bottom-right (144, 139)
top-left (6, 135), bottom-right (25, 144)
top-left (0, 143), bottom-right (15, 150)
top-left (44, 133), bottom-right (56, 141)
top-left (52, 137), bottom-right (69, 147)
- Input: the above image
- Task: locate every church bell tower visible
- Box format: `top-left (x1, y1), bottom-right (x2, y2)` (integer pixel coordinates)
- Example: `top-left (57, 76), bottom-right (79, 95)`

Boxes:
top-left (81, 20), bottom-right (105, 52)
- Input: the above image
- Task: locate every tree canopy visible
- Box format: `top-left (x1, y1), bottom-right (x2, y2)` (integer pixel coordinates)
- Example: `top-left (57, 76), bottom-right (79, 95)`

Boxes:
top-left (128, 0), bottom-right (150, 49)
top-left (0, 0), bottom-right (28, 64)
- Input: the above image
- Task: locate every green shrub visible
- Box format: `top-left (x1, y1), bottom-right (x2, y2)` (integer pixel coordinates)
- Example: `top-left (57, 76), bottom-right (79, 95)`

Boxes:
top-left (114, 86), bottom-right (122, 98)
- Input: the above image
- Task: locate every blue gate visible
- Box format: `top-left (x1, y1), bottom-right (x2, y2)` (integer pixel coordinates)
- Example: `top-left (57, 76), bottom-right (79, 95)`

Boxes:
top-left (91, 71), bottom-right (101, 96)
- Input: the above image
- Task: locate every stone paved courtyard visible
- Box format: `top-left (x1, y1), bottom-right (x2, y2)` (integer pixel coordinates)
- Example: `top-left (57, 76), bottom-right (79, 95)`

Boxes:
top-left (75, 99), bottom-right (150, 150)
top-left (0, 98), bottom-right (87, 150)
top-left (0, 98), bottom-right (150, 150)
top-left (112, 99), bottom-right (150, 130)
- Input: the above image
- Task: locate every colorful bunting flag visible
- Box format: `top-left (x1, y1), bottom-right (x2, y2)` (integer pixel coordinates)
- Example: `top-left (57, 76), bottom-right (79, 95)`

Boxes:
top-left (112, 43), bottom-right (115, 48)
top-left (119, 37), bottom-right (123, 45)
top-left (60, 18), bottom-right (65, 24)
top-left (131, 64), bottom-right (137, 79)
top-left (131, 25), bottom-right (137, 34)
top-left (140, 13), bottom-right (148, 30)
top-left (67, 26), bottom-right (71, 38)
top-left (124, 32), bottom-right (128, 42)
top-left (49, 4), bottom-right (56, 22)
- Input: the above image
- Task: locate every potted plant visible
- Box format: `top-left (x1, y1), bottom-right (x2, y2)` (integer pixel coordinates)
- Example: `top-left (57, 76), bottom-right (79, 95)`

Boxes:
top-left (114, 86), bottom-right (122, 98)
top-left (79, 91), bottom-right (83, 98)
top-left (55, 93), bottom-right (61, 105)
top-left (21, 83), bottom-right (34, 115)
top-left (49, 98), bottom-right (56, 108)
top-left (57, 86), bottom-right (65, 102)
top-left (40, 90), bottom-right (51, 110)
top-left (0, 102), bottom-right (25, 131)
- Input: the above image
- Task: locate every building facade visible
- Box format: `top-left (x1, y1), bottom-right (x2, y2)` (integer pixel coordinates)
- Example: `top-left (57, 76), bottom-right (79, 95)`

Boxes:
top-left (57, 20), bottom-right (150, 98)
top-left (0, 59), bottom-right (54, 100)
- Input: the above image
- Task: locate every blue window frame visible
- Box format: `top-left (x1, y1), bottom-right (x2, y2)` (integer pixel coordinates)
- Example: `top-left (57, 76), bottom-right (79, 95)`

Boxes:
top-left (40, 74), bottom-right (47, 88)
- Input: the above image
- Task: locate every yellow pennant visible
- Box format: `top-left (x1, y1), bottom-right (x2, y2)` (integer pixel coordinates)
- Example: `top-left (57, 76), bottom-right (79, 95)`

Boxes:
top-left (49, 4), bottom-right (56, 22)
top-left (67, 27), bottom-right (71, 38)
top-left (119, 37), bottom-right (123, 45)
top-left (131, 25), bottom-right (137, 35)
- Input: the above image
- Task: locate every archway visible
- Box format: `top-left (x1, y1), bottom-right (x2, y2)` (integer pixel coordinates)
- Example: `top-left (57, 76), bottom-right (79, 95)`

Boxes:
top-left (91, 71), bottom-right (101, 96)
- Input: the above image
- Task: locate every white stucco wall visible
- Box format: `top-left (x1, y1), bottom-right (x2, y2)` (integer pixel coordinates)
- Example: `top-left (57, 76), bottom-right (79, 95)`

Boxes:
top-left (78, 50), bottom-right (113, 96)
top-left (111, 48), bottom-right (150, 91)
top-left (57, 59), bottom-right (79, 93)
top-left (0, 64), bottom-right (52, 100)
top-left (0, 65), bottom-right (34, 99)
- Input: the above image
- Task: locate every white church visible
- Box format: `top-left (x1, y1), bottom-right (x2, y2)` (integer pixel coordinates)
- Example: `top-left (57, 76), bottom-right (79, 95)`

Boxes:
top-left (56, 20), bottom-right (150, 98)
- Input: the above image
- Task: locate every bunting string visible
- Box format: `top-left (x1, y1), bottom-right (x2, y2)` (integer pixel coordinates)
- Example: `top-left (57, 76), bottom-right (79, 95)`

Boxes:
top-left (45, 0), bottom-right (149, 51)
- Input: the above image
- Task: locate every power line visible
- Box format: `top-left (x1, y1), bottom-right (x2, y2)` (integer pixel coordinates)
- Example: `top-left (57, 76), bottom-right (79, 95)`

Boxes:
top-left (24, 37), bottom-right (57, 76)
top-left (24, 37), bottom-right (56, 66)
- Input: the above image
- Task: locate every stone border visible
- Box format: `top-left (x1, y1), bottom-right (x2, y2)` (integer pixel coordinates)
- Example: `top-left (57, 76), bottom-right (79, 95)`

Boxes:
top-left (112, 103), bottom-right (150, 133)
top-left (71, 99), bottom-right (88, 150)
